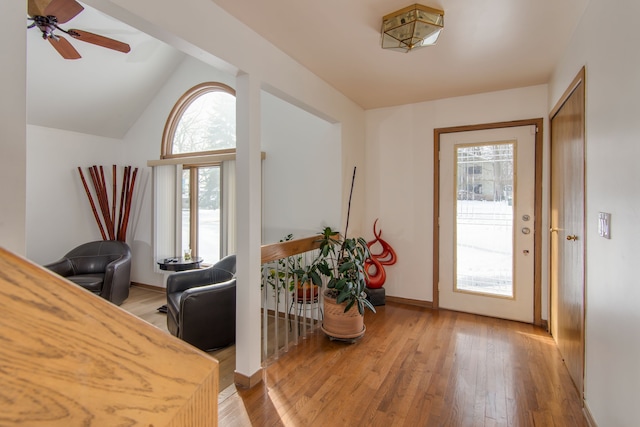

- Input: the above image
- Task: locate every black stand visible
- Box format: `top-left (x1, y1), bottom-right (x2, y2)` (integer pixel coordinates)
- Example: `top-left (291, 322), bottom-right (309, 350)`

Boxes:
top-left (365, 287), bottom-right (386, 306)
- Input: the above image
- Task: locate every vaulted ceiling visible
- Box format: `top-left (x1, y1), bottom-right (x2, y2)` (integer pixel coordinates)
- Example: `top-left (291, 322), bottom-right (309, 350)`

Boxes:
top-left (26, 0), bottom-right (589, 138)
top-left (26, 2), bottom-right (185, 138)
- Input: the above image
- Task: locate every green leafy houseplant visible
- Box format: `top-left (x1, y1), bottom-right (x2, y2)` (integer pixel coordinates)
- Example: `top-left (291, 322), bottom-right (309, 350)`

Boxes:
top-left (315, 226), bottom-right (376, 315)
top-left (265, 167), bottom-right (375, 338)
top-left (263, 226), bottom-right (376, 316)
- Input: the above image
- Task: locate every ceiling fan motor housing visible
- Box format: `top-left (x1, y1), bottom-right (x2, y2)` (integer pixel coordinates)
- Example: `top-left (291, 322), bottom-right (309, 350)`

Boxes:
top-left (31, 15), bottom-right (61, 40)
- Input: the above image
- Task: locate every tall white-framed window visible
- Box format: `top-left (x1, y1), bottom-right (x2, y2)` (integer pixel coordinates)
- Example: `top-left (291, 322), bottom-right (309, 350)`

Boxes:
top-left (156, 82), bottom-right (236, 265)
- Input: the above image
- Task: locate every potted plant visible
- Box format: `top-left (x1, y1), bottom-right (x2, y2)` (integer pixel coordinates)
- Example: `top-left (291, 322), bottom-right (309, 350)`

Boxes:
top-left (314, 225), bottom-right (376, 340)
top-left (265, 167), bottom-right (376, 340)
top-left (262, 233), bottom-right (322, 304)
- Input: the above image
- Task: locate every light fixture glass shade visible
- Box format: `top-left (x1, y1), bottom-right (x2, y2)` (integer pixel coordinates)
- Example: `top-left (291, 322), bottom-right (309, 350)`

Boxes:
top-left (381, 4), bottom-right (444, 52)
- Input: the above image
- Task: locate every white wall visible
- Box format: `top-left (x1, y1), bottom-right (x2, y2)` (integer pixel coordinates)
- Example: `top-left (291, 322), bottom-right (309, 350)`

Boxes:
top-left (26, 126), bottom-right (124, 264)
top-left (364, 85), bottom-right (549, 306)
top-left (0, 1), bottom-right (27, 255)
top-left (549, 0), bottom-right (640, 425)
top-left (261, 91), bottom-right (341, 243)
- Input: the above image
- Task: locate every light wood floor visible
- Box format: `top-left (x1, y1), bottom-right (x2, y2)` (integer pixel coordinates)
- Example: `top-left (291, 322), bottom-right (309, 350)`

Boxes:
top-left (123, 286), bottom-right (587, 426)
top-left (120, 285), bottom-right (237, 394)
top-left (221, 304), bottom-right (587, 426)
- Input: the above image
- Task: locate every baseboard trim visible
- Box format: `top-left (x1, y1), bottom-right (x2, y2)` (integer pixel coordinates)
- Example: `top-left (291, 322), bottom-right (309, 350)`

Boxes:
top-left (234, 368), bottom-right (263, 389)
top-left (131, 282), bottom-right (165, 293)
top-left (386, 295), bottom-right (433, 309)
top-left (540, 319), bottom-right (549, 330)
top-left (584, 401), bottom-right (598, 427)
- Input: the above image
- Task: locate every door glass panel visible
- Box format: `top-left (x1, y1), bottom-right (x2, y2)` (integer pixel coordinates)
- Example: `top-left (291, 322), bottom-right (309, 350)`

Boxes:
top-left (455, 142), bottom-right (515, 298)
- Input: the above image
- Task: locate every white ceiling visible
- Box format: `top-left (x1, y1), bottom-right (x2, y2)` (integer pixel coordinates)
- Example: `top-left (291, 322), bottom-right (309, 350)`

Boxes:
top-left (26, 0), bottom-right (589, 137)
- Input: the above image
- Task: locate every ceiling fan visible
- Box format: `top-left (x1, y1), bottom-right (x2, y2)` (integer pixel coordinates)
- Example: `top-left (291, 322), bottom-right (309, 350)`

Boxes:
top-left (27, 0), bottom-right (130, 59)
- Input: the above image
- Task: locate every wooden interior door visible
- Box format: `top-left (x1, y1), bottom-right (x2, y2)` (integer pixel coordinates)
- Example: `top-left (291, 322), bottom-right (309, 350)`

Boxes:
top-left (550, 67), bottom-right (586, 396)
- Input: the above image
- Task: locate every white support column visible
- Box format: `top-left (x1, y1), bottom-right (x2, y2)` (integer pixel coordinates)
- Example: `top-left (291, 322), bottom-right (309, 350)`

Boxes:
top-left (234, 72), bottom-right (263, 387)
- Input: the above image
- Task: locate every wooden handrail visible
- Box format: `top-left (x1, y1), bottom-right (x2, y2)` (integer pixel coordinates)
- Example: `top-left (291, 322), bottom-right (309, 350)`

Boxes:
top-left (0, 248), bottom-right (219, 426)
top-left (261, 235), bottom-right (324, 264)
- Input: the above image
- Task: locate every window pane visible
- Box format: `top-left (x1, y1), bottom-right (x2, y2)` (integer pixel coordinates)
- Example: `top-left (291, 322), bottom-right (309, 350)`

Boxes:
top-left (182, 169), bottom-right (191, 256)
top-left (455, 142), bottom-right (514, 297)
top-left (173, 91), bottom-right (236, 154)
top-left (198, 166), bottom-right (221, 263)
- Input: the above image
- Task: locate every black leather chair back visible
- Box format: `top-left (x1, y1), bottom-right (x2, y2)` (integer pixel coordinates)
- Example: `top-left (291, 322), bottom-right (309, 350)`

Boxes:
top-left (45, 240), bottom-right (132, 305)
top-left (166, 254), bottom-right (237, 351)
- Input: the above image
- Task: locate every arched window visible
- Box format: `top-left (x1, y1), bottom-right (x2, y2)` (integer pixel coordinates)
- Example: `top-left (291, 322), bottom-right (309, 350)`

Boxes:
top-left (162, 82), bottom-right (236, 157)
top-left (160, 82), bottom-right (236, 264)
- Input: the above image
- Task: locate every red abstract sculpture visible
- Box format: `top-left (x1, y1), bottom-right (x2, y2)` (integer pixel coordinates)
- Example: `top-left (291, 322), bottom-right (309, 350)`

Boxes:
top-left (365, 219), bottom-right (397, 289)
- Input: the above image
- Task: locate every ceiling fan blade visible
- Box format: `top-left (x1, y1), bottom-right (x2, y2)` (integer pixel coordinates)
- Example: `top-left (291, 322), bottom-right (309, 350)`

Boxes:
top-left (68, 29), bottom-right (131, 54)
top-left (28, 0), bottom-right (53, 17)
top-left (43, 0), bottom-right (84, 24)
top-left (48, 35), bottom-right (81, 59)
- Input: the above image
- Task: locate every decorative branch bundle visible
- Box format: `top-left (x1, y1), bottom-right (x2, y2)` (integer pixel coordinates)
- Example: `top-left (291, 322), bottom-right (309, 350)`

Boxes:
top-left (78, 165), bottom-right (138, 241)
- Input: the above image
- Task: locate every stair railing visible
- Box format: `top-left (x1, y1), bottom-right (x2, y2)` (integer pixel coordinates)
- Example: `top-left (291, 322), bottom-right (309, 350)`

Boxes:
top-left (260, 235), bottom-right (325, 364)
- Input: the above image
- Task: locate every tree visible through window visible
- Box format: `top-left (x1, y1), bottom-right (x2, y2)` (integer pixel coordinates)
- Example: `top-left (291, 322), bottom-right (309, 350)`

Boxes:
top-left (162, 82), bottom-right (236, 263)
top-left (172, 90), bottom-right (236, 154)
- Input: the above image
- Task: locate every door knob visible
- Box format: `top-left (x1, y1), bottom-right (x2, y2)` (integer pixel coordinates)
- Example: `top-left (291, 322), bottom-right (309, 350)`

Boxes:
top-left (566, 235), bottom-right (578, 241)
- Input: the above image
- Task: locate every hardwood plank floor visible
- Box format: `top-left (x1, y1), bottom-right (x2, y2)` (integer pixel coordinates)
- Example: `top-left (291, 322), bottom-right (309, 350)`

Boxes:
top-left (123, 286), bottom-right (586, 426)
top-left (120, 285), bottom-right (167, 330)
top-left (120, 285), bottom-right (237, 394)
top-left (220, 302), bottom-right (587, 427)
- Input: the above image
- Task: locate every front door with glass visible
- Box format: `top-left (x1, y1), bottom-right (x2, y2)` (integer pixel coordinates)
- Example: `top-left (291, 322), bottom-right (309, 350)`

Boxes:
top-left (439, 126), bottom-right (536, 323)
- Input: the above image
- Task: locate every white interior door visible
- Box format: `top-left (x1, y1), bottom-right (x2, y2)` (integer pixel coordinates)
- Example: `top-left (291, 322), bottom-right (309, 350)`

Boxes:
top-left (439, 126), bottom-right (536, 322)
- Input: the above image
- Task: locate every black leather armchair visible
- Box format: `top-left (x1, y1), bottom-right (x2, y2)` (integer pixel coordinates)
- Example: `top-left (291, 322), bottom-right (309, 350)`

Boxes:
top-left (166, 254), bottom-right (236, 351)
top-left (44, 240), bottom-right (132, 305)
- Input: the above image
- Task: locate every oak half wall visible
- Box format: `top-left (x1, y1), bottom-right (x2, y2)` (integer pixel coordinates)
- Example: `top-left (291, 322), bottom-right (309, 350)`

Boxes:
top-left (0, 247), bottom-right (219, 426)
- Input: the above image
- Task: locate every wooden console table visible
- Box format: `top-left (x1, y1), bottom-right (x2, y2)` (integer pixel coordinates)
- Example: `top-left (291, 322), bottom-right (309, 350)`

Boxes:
top-left (0, 248), bottom-right (219, 426)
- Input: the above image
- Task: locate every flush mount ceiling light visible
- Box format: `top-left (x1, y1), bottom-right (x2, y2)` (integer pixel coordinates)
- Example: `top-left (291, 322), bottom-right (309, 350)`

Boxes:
top-left (381, 4), bottom-right (444, 52)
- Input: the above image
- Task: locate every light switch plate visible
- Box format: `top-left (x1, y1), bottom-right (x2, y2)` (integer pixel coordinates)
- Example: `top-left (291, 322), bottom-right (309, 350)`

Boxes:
top-left (598, 212), bottom-right (611, 239)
